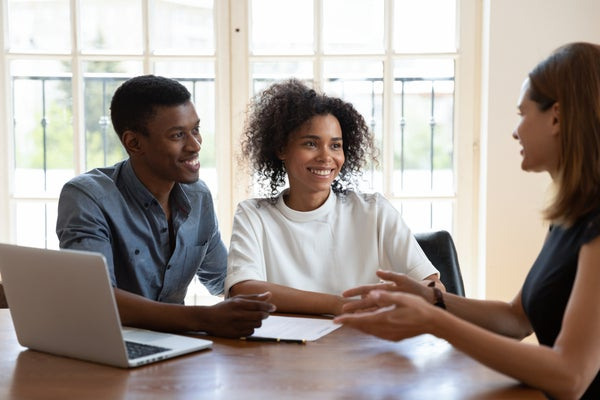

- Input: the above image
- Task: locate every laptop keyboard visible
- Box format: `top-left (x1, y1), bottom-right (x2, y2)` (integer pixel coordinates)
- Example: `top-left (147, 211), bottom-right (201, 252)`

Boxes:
top-left (125, 341), bottom-right (170, 359)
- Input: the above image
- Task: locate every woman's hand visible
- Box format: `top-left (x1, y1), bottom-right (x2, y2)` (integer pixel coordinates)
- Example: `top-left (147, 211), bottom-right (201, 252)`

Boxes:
top-left (341, 270), bottom-right (434, 314)
top-left (334, 290), bottom-right (441, 341)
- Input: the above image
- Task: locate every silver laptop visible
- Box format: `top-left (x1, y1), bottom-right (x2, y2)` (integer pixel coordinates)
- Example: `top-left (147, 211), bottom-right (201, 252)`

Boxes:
top-left (0, 243), bottom-right (213, 368)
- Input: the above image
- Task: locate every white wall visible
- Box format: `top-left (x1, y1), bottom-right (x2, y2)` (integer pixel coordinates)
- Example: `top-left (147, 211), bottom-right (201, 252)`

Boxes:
top-left (480, 0), bottom-right (600, 301)
top-left (0, 0), bottom-right (9, 243)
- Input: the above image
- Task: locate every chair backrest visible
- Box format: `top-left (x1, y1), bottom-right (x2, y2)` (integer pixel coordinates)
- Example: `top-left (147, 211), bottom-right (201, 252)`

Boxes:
top-left (0, 283), bottom-right (8, 308)
top-left (414, 230), bottom-right (465, 296)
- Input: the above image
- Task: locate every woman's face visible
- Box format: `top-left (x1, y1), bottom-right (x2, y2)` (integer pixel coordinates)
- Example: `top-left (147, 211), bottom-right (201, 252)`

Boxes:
top-left (278, 114), bottom-right (345, 205)
top-left (512, 79), bottom-right (560, 178)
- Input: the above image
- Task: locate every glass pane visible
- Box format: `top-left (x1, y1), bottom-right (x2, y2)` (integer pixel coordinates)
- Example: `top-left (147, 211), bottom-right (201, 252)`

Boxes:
top-left (323, 0), bottom-right (384, 54)
top-left (80, 0), bottom-right (143, 54)
top-left (250, 0), bottom-right (314, 55)
top-left (323, 60), bottom-right (384, 192)
top-left (11, 60), bottom-right (74, 196)
top-left (7, 0), bottom-right (71, 53)
top-left (431, 80), bottom-right (455, 192)
top-left (82, 61), bottom-right (141, 169)
top-left (14, 201), bottom-right (59, 249)
top-left (155, 61), bottom-right (217, 196)
top-left (154, 60), bottom-right (214, 79)
top-left (150, 0), bottom-right (215, 55)
top-left (391, 59), bottom-right (454, 196)
top-left (251, 61), bottom-right (313, 94)
top-left (188, 79), bottom-right (216, 193)
top-left (431, 200), bottom-right (454, 233)
top-left (393, 0), bottom-right (457, 53)
top-left (391, 199), bottom-right (454, 234)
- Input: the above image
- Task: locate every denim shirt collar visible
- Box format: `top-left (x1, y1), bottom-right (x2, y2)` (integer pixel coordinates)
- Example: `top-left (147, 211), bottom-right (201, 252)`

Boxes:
top-left (119, 160), bottom-right (191, 217)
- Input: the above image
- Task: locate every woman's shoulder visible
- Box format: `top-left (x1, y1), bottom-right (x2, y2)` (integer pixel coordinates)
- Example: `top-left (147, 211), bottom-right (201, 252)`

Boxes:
top-left (236, 196), bottom-right (279, 212)
top-left (338, 191), bottom-right (397, 217)
top-left (580, 206), bottom-right (600, 244)
top-left (342, 190), bottom-right (387, 204)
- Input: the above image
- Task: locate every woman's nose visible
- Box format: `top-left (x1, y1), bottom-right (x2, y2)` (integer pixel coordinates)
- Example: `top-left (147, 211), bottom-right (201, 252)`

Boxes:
top-left (317, 146), bottom-right (332, 161)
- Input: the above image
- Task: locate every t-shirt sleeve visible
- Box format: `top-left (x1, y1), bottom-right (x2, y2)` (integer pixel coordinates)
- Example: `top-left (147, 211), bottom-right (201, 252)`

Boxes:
top-left (376, 194), bottom-right (439, 280)
top-left (582, 213), bottom-right (600, 245)
top-left (224, 202), bottom-right (267, 296)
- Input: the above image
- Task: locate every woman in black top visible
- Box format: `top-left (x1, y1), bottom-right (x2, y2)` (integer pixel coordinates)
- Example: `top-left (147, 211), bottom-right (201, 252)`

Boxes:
top-left (334, 42), bottom-right (600, 400)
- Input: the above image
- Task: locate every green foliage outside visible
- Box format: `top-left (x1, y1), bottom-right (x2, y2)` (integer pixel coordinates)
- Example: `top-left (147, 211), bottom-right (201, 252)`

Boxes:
top-left (84, 61), bottom-right (128, 169)
top-left (16, 103), bottom-right (73, 169)
top-left (394, 93), bottom-right (453, 171)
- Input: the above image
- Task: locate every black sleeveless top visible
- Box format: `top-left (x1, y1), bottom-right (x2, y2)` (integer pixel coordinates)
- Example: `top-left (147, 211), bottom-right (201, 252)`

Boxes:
top-left (522, 208), bottom-right (600, 399)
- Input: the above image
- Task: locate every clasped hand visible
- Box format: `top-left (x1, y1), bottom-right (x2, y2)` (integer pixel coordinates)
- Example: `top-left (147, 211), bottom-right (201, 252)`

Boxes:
top-left (333, 270), bottom-right (444, 341)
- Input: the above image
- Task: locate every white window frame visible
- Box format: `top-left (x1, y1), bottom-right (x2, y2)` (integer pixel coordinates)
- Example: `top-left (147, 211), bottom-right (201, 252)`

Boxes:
top-left (0, 0), bottom-right (480, 294)
top-left (229, 0), bottom-right (480, 293)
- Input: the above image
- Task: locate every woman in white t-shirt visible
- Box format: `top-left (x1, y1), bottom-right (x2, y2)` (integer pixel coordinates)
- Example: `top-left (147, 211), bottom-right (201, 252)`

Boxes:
top-left (225, 78), bottom-right (441, 316)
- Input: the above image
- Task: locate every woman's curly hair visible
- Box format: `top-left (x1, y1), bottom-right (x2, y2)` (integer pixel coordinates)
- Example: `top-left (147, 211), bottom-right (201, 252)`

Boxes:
top-left (241, 78), bottom-right (378, 198)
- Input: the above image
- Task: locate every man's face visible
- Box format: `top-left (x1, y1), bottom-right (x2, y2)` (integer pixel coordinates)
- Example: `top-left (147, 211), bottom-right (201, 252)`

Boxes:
top-left (129, 101), bottom-right (202, 195)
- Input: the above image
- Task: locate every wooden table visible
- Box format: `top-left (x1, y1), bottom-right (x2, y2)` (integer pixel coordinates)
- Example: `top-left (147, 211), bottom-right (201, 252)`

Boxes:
top-left (0, 310), bottom-right (544, 400)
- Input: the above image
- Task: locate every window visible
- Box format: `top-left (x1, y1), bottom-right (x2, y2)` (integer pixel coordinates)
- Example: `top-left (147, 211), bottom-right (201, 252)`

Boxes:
top-left (1, 0), bottom-right (219, 248)
top-left (1, 0), bottom-right (476, 268)
top-left (232, 0), bottom-right (464, 235)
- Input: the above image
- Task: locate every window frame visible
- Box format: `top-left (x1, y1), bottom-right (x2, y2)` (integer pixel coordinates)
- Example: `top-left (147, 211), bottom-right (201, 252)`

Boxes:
top-left (230, 0), bottom-right (480, 290)
top-left (0, 0), bottom-right (480, 293)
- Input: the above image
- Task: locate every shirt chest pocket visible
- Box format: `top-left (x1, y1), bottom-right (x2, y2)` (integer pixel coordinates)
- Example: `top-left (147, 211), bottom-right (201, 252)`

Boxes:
top-left (163, 240), bottom-right (210, 297)
top-left (185, 240), bottom-right (210, 267)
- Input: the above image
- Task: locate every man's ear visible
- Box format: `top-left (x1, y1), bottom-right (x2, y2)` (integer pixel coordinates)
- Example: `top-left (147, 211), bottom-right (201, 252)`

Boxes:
top-left (551, 102), bottom-right (560, 136)
top-left (122, 130), bottom-right (142, 155)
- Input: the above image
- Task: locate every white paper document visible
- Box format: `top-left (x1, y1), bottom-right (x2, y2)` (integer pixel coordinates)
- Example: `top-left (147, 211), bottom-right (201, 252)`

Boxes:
top-left (244, 315), bottom-right (342, 343)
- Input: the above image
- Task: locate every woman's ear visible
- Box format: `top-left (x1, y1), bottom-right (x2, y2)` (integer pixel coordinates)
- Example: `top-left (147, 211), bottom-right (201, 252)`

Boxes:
top-left (551, 102), bottom-right (560, 136)
top-left (122, 130), bottom-right (142, 155)
top-left (276, 146), bottom-right (286, 161)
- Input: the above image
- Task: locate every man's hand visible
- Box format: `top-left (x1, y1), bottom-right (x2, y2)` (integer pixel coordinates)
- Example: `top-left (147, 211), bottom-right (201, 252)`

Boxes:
top-left (201, 292), bottom-right (276, 338)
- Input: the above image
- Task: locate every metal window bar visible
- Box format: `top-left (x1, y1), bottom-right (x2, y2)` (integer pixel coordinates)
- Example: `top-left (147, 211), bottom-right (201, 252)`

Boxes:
top-left (324, 76), bottom-right (454, 190)
top-left (12, 75), bottom-right (451, 183)
top-left (394, 76), bottom-right (454, 191)
top-left (12, 75), bottom-right (214, 173)
top-left (97, 78), bottom-right (111, 167)
top-left (252, 75), bottom-right (454, 198)
top-left (10, 75), bottom-right (214, 247)
top-left (12, 76), bottom-right (71, 190)
top-left (325, 77), bottom-right (381, 191)
top-left (11, 74), bottom-right (453, 241)
top-left (325, 76), bottom-right (454, 232)
top-left (397, 76), bottom-right (454, 230)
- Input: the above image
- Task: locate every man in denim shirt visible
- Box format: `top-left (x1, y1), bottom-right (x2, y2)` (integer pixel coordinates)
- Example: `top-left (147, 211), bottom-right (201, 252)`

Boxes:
top-left (57, 75), bottom-right (274, 338)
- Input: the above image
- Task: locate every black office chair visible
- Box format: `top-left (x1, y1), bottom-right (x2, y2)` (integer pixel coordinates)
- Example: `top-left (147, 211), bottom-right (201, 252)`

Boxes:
top-left (0, 283), bottom-right (7, 308)
top-left (414, 230), bottom-right (465, 296)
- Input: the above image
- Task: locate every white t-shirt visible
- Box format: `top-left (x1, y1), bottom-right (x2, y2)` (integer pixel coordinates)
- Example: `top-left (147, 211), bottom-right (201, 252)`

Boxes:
top-left (225, 189), bottom-right (438, 295)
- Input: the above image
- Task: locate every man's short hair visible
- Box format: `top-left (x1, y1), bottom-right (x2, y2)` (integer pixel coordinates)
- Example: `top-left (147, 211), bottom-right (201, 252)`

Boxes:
top-left (110, 75), bottom-right (191, 139)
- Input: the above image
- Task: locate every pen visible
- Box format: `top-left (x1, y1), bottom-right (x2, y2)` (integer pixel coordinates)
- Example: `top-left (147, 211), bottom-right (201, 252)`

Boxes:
top-left (240, 336), bottom-right (306, 344)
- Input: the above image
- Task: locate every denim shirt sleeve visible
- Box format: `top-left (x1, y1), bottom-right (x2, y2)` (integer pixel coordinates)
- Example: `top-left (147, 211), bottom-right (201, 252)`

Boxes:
top-left (184, 187), bottom-right (227, 296)
top-left (56, 181), bottom-right (119, 284)
top-left (56, 162), bottom-right (228, 303)
top-left (195, 224), bottom-right (227, 295)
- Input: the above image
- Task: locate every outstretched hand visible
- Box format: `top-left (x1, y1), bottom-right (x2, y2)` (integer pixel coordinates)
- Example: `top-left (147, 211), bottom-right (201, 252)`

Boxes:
top-left (334, 290), bottom-right (438, 341)
top-left (203, 292), bottom-right (276, 338)
top-left (341, 270), bottom-right (432, 314)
